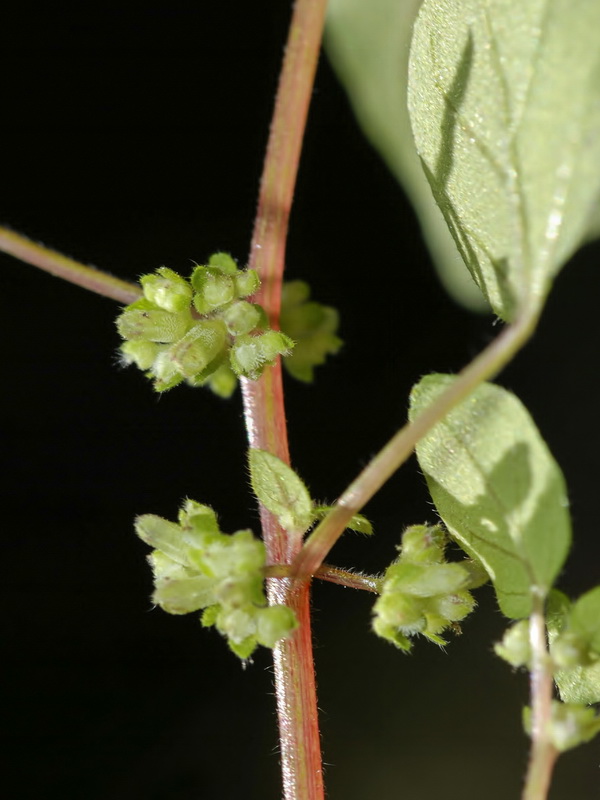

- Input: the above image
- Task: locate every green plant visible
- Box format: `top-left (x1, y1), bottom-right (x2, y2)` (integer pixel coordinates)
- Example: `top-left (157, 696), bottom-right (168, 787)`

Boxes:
top-left (4, 1), bottom-right (599, 798)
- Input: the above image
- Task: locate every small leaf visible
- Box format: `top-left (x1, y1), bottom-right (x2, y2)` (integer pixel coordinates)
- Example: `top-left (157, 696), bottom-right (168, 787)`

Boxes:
top-left (408, 0), bottom-right (600, 320)
top-left (312, 506), bottom-right (373, 535)
top-left (248, 449), bottom-right (313, 533)
top-left (409, 375), bottom-right (571, 618)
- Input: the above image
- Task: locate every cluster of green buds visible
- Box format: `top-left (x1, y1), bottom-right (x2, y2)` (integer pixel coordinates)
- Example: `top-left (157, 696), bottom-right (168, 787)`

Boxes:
top-left (373, 524), bottom-right (488, 651)
top-left (494, 587), bottom-right (600, 750)
top-left (496, 588), bottom-right (600, 703)
top-left (135, 499), bottom-right (298, 659)
top-left (116, 253), bottom-right (294, 396)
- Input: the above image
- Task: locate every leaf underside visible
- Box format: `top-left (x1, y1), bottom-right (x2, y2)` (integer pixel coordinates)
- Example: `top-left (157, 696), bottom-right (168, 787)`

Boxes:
top-left (408, 0), bottom-right (600, 320)
top-left (410, 375), bottom-right (571, 618)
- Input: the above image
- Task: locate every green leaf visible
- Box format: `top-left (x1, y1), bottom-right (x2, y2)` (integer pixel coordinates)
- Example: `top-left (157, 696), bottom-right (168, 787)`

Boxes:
top-left (248, 449), bottom-right (313, 533)
top-left (408, 0), bottom-right (600, 320)
top-left (312, 506), bottom-right (373, 535)
top-left (409, 375), bottom-right (571, 618)
top-left (326, 0), bottom-right (486, 312)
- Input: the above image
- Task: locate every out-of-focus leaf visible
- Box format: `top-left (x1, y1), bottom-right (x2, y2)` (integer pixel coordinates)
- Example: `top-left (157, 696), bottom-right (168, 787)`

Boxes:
top-left (408, 0), bottom-right (600, 320)
top-left (326, 0), bottom-right (486, 311)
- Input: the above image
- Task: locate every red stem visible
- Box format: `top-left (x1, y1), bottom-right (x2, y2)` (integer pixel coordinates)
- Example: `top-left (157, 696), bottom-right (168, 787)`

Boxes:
top-left (240, 1), bottom-right (327, 799)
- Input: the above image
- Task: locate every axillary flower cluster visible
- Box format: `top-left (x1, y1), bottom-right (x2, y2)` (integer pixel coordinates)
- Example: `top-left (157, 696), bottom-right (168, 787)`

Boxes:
top-left (116, 253), bottom-right (294, 396)
top-left (136, 499), bottom-right (298, 659)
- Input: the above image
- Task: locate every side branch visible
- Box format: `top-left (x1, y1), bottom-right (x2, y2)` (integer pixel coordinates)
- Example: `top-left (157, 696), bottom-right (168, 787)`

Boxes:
top-left (0, 225), bottom-right (140, 305)
top-left (292, 306), bottom-right (541, 580)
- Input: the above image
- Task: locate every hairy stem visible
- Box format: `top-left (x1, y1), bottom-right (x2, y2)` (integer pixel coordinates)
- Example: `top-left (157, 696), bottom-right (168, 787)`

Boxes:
top-left (265, 563), bottom-right (382, 594)
top-left (240, 1), bottom-right (327, 799)
top-left (292, 305), bottom-right (540, 580)
top-left (522, 593), bottom-right (558, 800)
top-left (0, 226), bottom-right (140, 304)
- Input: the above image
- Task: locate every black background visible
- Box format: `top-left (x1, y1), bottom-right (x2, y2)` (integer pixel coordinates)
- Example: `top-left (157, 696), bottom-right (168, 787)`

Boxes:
top-left (2, 2), bottom-right (599, 798)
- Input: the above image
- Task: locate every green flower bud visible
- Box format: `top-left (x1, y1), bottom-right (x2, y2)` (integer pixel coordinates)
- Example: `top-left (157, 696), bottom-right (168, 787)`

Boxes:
top-left (117, 307), bottom-right (190, 343)
top-left (399, 524), bottom-right (447, 565)
top-left (234, 269), bottom-right (260, 298)
top-left (372, 616), bottom-right (413, 652)
top-left (214, 575), bottom-right (264, 608)
top-left (228, 636), bottom-right (258, 660)
top-left (430, 590), bottom-right (475, 622)
top-left (153, 574), bottom-right (217, 615)
top-left (230, 331), bottom-right (295, 379)
top-left (495, 620), bottom-right (532, 668)
top-left (222, 300), bottom-right (263, 336)
top-left (256, 605), bottom-right (298, 648)
top-left (152, 349), bottom-right (185, 389)
top-left (202, 530), bottom-right (266, 579)
top-left (216, 605), bottom-right (257, 645)
top-left (202, 363), bottom-right (238, 398)
top-left (120, 339), bottom-right (160, 370)
top-left (208, 252), bottom-right (239, 275)
top-left (200, 604), bottom-right (219, 628)
top-left (179, 500), bottom-right (221, 541)
top-left (385, 562), bottom-right (469, 598)
top-left (141, 267), bottom-right (193, 312)
top-left (373, 592), bottom-right (426, 634)
top-left (169, 320), bottom-right (228, 379)
top-left (148, 550), bottom-right (191, 582)
top-left (191, 266), bottom-right (236, 311)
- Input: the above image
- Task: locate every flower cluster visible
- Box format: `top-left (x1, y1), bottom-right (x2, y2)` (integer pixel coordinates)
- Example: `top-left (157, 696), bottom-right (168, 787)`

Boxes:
top-left (116, 253), bottom-right (294, 396)
top-left (135, 499), bottom-right (298, 659)
top-left (373, 524), bottom-right (487, 651)
top-left (279, 280), bottom-right (342, 382)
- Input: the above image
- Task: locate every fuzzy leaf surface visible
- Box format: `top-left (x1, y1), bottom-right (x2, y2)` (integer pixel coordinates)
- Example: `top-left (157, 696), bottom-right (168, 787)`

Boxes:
top-left (248, 449), bottom-right (313, 533)
top-left (408, 0), bottom-right (600, 319)
top-left (409, 375), bottom-right (571, 617)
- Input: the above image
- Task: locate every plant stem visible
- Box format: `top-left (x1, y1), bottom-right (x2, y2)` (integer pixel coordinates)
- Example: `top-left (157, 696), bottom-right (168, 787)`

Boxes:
top-left (240, 1), bottom-right (327, 799)
top-left (265, 563), bottom-right (382, 593)
top-left (292, 305), bottom-right (540, 580)
top-left (522, 592), bottom-right (558, 800)
top-left (0, 225), bottom-right (141, 304)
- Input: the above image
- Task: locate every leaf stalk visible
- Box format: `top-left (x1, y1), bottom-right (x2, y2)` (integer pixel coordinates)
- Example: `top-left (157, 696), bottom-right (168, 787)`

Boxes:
top-left (0, 225), bottom-right (141, 304)
top-left (292, 303), bottom-right (541, 580)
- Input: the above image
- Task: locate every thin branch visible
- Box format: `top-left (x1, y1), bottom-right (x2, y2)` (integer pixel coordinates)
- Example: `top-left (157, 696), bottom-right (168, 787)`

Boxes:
top-left (266, 562), bottom-right (382, 594)
top-left (0, 225), bottom-right (141, 305)
top-left (292, 305), bottom-right (541, 580)
top-left (239, 2), bottom-right (328, 799)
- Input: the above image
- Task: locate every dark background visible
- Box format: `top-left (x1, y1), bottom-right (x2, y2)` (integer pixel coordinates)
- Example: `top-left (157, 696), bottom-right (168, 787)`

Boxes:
top-left (2, 2), bottom-right (598, 798)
